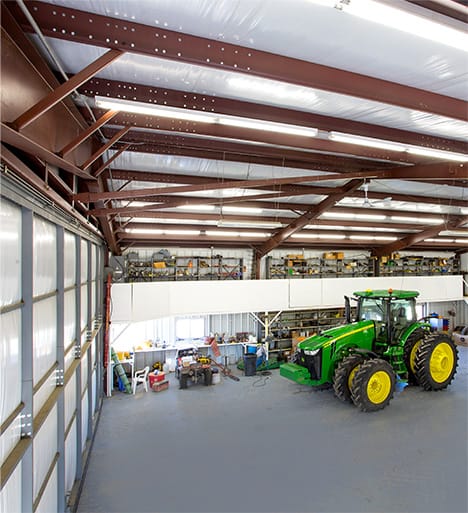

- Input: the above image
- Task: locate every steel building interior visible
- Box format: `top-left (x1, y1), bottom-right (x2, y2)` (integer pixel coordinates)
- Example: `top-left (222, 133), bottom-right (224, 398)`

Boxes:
top-left (1, 0), bottom-right (467, 512)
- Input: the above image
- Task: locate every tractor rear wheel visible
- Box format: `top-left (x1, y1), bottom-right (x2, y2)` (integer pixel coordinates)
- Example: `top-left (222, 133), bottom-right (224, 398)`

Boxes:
top-left (351, 359), bottom-right (396, 412)
top-left (403, 328), bottom-right (428, 385)
top-left (333, 355), bottom-right (365, 403)
top-left (414, 333), bottom-right (458, 391)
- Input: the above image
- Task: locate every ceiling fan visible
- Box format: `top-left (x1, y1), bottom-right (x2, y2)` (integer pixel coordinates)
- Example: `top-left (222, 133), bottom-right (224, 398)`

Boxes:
top-left (361, 181), bottom-right (392, 208)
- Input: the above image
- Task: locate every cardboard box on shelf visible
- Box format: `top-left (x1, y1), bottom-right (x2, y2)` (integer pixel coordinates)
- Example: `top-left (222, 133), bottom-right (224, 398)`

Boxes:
top-left (323, 252), bottom-right (336, 259)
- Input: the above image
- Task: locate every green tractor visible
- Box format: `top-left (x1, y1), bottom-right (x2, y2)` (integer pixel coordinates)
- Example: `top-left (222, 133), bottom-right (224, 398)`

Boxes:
top-left (280, 289), bottom-right (458, 412)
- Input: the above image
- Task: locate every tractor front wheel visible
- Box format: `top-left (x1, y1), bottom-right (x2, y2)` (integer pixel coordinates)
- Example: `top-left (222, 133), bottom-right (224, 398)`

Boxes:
top-left (351, 359), bottom-right (396, 412)
top-left (403, 328), bottom-right (428, 385)
top-left (333, 355), bottom-right (365, 403)
top-left (414, 333), bottom-right (458, 390)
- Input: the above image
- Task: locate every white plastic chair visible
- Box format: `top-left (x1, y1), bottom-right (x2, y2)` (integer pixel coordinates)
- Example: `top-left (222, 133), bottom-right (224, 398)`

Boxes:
top-left (132, 366), bottom-right (150, 394)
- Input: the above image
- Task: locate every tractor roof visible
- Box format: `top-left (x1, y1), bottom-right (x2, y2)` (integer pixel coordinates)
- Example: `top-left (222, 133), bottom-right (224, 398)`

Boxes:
top-left (354, 289), bottom-right (419, 299)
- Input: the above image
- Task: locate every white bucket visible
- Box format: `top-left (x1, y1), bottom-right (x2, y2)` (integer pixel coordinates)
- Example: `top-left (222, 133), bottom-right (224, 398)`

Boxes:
top-left (212, 370), bottom-right (221, 384)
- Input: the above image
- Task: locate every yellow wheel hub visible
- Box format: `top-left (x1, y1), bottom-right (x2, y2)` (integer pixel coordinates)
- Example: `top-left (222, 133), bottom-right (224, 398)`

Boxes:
top-left (367, 371), bottom-right (391, 404)
top-left (409, 340), bottom-right (421, 373)
top-left (348, 366), bottom-right (359, 390)
top-left (429, 343), bottom-right (454, 383)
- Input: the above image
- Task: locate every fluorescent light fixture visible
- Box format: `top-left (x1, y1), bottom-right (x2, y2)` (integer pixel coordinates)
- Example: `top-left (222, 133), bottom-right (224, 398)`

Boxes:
top-left (329, 132), bottom-right (406, 152)
top-left (222, 206), bottom-right (263, 214)
top-left (350, 235), bottom-right (375, 240)
top-left (177, 205), bottom-right (216, 211)
top-left (305, 224), bottom-right (346, 230)
top-left (337, 0), bottom-right (468, 52)
top-left (328, 131), bottom-right (468, 162)
top-left (440, 231), bottom-right (468, 237)
top-left (391, 216), bottom-right (443, 225)
top-left (321, 212), bottom-right (386, 221)
top-left (125, 228), bottom-right (201, 235)
top-left (239, 232), bottom-right (270, 237)
top-left (317, 234), bottom-right (346, 240)
top-left (96, 96), bottom-right (318, 138)
top-left (424, 238), bottom-right (454, 243)
top-left (219, 117), bottom-right (318, 138)
top-left (95, 96), bottom-right (216, 124)
top-left (291, 233), bottom-right (319, 239)
top-left (407, 147), bottom-right (468, 162)
top-left (455, 239), bottom-right (468, 244)
top-left (206, 230), bottom-right (238, 237)
top-left (218, 220), bottom-right (281, 229)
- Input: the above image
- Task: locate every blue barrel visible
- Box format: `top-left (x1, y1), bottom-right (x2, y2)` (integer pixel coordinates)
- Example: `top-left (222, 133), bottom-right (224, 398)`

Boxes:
top-left (244, 354), bottom-right (257, 376)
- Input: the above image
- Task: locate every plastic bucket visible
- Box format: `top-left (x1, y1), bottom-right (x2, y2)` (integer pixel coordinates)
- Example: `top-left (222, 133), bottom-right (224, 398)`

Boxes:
top-left (244, 354), bottom-right (257, 376)
top-left (246, 345), bottom-right (257, 354)
top-left (212, 368), bottom-right (221, 384)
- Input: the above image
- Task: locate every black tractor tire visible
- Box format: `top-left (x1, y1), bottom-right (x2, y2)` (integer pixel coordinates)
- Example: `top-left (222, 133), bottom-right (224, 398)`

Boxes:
top-left (351, 359), bottom-right (396, 412)
top-left (333, 354), bottom-right (366, 403)
top-left (204, 368), bottom-right (213, 386)
top-left (179, 373), bottom-right (188, 389)
top-left (403, 328), bottom-right (428, 385)
top-left (414, 333), bottom-right (458, 391)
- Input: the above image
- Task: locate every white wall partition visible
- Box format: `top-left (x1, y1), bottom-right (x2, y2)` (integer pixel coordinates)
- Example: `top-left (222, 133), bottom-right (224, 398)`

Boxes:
top-left (33, 406), bottom-right (58, 499)
top-left (0, 199), bottom-right (21, 306)
top-left (33, 297), bottom-right (57, 386)
top-left (112, 275), bottom-right (464, 322)
top-left (0, 463), bottom-right (21, 513)
top-left (33, 217), bottom-right (57, 297)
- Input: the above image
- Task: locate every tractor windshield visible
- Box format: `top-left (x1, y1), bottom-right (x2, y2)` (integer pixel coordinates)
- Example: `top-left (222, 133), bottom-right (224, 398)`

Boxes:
top-left (358, 298), bottom-right (387, 322)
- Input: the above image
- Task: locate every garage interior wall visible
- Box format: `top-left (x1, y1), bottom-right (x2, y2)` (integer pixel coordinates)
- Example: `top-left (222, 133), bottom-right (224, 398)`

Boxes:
top-left (0, 183), bottom-right (105, 513)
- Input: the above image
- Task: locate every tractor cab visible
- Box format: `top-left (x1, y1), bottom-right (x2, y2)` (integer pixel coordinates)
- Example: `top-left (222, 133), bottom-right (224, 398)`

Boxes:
top-left (354, 289), bottom-right (418, 345)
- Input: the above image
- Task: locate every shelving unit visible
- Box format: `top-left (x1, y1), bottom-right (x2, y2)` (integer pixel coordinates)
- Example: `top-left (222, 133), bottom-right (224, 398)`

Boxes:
top-left (379, 255), bottom-right (460, 276)
top-left (124, 254), bottom-right (244, 282)
top-left (257, 307), bottom-right (348, 353)
top-left (266, 255), bottom-right (372, 279)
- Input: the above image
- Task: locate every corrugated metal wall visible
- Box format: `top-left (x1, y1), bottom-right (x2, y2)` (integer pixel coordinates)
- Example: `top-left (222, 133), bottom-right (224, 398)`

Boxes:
top-left (0, 179), bottom-right (104, 513)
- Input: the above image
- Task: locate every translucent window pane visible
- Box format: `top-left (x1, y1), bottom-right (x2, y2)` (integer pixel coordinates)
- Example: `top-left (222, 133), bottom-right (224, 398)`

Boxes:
top-left (0, 199), bottom-right (21, 306)
top-left (0, 310), bottom-right (21, 425)
top-left (64, 290), bottom-right (76, 346)
top-left (81, 284), bottom-right (88, 330)
top-left (33, 217), bottom-right (56, 296)
top-left (91, 244), bottom-right (97, 280)
top-left (80, 239), bottom-right (88, 284)
top-left (81, 392), bottom-right (88, 450)
top-left (91, 282), bottom-right (96, 320)
top-left (65, 422), bottom-right (77, 494)
top-left (33, 373), bottom-right (56, 417)
top-left (81, 352), bottom-right (88, 393)
top-left (0, 411), bottom-right (21, 468)
top-left (0, 461), bottom-right (21, 513)
top-left (35, 464), bottom-right (57, 513)
top-left (64, 375), bottom-right (76, 427)
top-left (33, 297), bottom-right (57, 385)
top-left (64, 231), bottom-right (76, 288)
top-left (33, 405), bottom-right (57, 499)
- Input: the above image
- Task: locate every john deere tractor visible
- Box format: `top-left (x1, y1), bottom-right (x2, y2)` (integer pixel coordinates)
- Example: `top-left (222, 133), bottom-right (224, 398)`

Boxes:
top-left (280, 289), bottom-right (458, 412)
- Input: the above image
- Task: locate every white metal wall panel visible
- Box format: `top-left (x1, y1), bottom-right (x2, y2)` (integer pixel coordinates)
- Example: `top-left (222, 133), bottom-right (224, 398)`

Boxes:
top-left (0, 412), bottom-right (21, 468)
top-left (64, 421), bottom-right (77, 495)
top-left (35, 464), bottom-right (57, 513)
top-left (0, 309), bottom-right (21, 427)
top-left (64, 375), bottom-right (76, 428)
top-left (80, 239), bottom-right (88, 284)
top-left (64, 289), bottom-right (76, 346)
top-left (91, 244), bottom-right (97, 281)
top-left (0, 199), bottom-right (21, 306)
top-left (33, 297), bottom-right (57, 386)
top-left (91, 281), bottom-right (96, 321)
top-left (81, 284), bottom-right (88, 330)
top-left (91, 338), bottom-right (96, 366)
top-left (81, 392), bottom-right (88, 451)
top-left (33, 405), bottom-right (57, 499)
top-left (0, 461), bottom-right (22, 513)
top-left (33, 217), bottom-right (57, 296)
top-left (92, 369), bottom-right (97, 413)
top-left (64, 231), bottom-right (76, 288)
top-left (81, 352), bottom-right (88, 394)
top-left (33, 373), bottom-right (57, 417)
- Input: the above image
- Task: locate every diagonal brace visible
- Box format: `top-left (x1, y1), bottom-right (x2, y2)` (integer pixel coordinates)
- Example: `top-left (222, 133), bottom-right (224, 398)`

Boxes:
top-left (10, 49), bottom-right (123, 131)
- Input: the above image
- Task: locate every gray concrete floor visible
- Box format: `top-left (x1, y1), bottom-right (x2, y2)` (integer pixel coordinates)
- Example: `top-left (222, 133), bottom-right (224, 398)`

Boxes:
top-left (77, 348), bottom-right (468, 513)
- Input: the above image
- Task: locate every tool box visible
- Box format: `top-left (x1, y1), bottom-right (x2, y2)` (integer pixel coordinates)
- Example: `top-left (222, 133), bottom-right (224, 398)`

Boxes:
top-left (149, 372), bottom-right (165, 387)
top-left (152, 380), bottom-right (169, 392)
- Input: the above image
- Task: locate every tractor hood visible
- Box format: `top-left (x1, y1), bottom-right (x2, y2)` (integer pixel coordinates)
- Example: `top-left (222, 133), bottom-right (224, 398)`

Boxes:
top-left (297, 320), bottom-right (375, 352)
